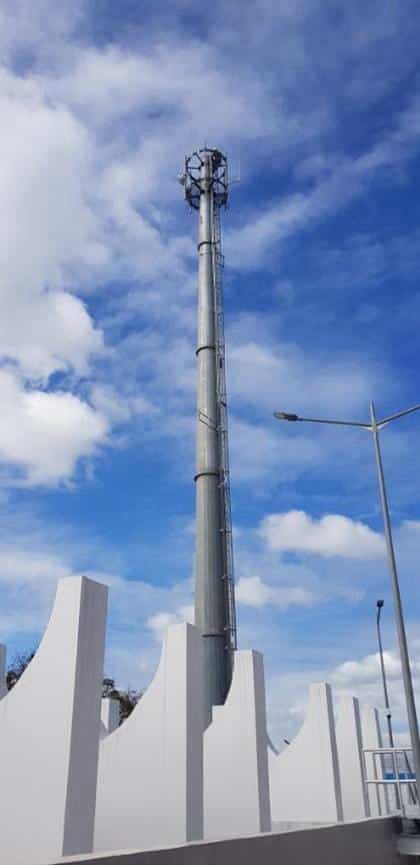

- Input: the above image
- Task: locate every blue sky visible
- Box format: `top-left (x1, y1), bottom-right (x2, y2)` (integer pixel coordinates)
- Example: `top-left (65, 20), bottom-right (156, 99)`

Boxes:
top-left (1, 0), bottom-right (420, 743)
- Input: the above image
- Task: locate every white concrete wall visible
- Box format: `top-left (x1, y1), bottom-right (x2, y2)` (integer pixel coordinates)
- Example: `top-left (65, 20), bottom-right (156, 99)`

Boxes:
top-left (360, 705), bottom-right (390, 816)
top-left (0, 643), bottom-right (6, 698)
top-left (269, 683), bottom-right (343, 824)
top-left (94, 622), bottom-right (204, 853)
top-left (204, 650), bottom-right (271, 839)
top-left (0, 576), bottom-right (107, 865)
top-left (101, 697), bottom-right (120, 736)
top-left (336, 696), bottom-right (370, 821)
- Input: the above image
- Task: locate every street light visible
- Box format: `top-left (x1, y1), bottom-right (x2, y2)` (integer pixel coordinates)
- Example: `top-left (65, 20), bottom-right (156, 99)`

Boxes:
top-left (377, 599), bottom-right (417, 805)
top-left (376, 599), bottom-right (394, 749)
top-left (274, 400), bottom-right (420, 808)
top-left (377, 598), bottom-right (401, 810)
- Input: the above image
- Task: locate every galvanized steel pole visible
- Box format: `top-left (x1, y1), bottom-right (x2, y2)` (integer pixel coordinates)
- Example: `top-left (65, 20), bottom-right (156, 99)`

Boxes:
top-left (376, 600), bottom-right (395, 748)
top-left (191, 151), bottom-right (229, 716)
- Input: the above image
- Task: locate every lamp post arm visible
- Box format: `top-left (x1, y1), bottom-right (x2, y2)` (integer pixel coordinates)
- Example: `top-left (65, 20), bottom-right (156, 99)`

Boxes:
top-left (377, 404), bottom-right (420, 428)
top-left (297, 417), bottom-right (370, 428)
top-left (274, 413), bottom-right (370, 429)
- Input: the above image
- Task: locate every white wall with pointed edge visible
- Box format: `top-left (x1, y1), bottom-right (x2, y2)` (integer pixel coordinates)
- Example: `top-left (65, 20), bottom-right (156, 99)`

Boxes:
top-left (0, 644), bottom-right (6, 698)
top-left (0, 576), bottom-right (107, 865)
top-left (361, 705), bottom-right (390, 816)
top-left (336, 696), bottom-right (370, 821)
top-left (94, 622), bottom-right (204, 853)
top-left (269, 682), bottom-right (343, 825)
top-left (204, 650), bottom-right (271, 839)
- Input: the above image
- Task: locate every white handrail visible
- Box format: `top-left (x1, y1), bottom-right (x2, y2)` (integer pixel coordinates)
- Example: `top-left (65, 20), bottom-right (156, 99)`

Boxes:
top-left (362, 745), bottom-right (417, 818)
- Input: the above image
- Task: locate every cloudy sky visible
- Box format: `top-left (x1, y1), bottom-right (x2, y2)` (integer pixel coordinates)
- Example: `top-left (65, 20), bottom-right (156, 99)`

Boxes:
top-left (1, 0), bottom-right (420, 744)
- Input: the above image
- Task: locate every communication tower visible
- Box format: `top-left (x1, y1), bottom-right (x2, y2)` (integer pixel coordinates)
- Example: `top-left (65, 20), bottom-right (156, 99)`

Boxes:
top-left (180, 147), bottom-right (237, 716)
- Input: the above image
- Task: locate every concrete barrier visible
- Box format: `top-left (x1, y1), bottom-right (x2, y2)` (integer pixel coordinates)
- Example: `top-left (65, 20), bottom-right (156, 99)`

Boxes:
top-left (204, 650), bottom-right (271, 839)
top-left (46, 817), bottom-right (405, 865)
top-left (336, 696), bottom-right (370, 820)
top-left (0, 576), bottom-right (107, 865)
top-left (94, 623), bottom-right (204, 853)
top-left (269, 682), bottom-right (343, 824)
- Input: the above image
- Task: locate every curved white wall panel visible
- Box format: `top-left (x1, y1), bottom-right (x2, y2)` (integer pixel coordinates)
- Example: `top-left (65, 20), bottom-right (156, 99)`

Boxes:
top-left (0, 576), bottom-right (107, 865)
top-left (269, 683), bottom-right (343, 825)
top-left (94, 622), bottom-right (204, 853)
top-left (336, 696), bottom-right (370, 820)
top-left (204, 650), bottom-right (271, 839)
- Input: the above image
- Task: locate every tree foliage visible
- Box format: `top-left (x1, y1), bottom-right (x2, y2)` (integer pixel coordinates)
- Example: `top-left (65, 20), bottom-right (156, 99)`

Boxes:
top-left (7, 650), bottom-right (36, 690)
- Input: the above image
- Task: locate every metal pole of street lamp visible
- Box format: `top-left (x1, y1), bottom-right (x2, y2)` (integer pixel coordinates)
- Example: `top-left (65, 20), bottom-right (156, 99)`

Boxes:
top-left (274, 401), bottom-right (420, 811)
top-left (377, 598), bottom-right (401, 810)
top-left (377, 599), bottom-right (417, 805)
top-left (376, 599), bottom-right (394, 748)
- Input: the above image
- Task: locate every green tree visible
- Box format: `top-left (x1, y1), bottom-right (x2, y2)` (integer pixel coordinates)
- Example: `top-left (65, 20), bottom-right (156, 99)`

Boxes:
top-left (7, 650), bottom-right (36, 690)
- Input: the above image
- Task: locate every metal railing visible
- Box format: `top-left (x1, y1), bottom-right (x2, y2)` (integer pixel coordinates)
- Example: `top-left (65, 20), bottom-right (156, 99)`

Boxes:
top-left (362, 746), bottom-right (418, 818)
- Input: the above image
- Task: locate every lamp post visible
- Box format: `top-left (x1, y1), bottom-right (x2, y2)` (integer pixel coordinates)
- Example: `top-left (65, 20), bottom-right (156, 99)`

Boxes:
top-left (376, 599), bottom-right (394, 748)
top-left (274, 400), bottom-right (420, 809)
top-left (377, 598), bottom-right (417, 804)
top-left (377, 598), bottom-right (401, 810)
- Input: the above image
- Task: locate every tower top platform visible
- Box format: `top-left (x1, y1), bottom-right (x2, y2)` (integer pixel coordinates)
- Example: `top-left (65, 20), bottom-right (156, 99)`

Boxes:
top-left (180, 148), bottom-right (229, 210)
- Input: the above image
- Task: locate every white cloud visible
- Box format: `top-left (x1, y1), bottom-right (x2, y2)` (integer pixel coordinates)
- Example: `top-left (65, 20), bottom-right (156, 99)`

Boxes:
top-left (147, 604), bottom-right (194, 642)
top-left (236, 575), bottom-right (314, 609)
top-left (327, 642), bottom-right (420, 738)
top-left (0, 548), bottom-right (70, 586)
top-left (259, 510), bottom-right (385, 559)
top-left (51, 43), bottom-right (272, 139)
top-left (266, 640), bottom-right (420, 748)
top-left (0, 512), bottom-right (195, 676)
top-left (228, 331), bottom-right (377, 416)
top-left (0, 12), bottom-right (403, 497)
top-left (0, 542), bottom-right (74, 637)
top-left (226, 91), bottom-right (420, 271)
top-left (331, 651), bottom-right (402, 687)
top-left (230, 417), bottom-right (321, 484)
top-left (2, 290), bottom-right (103, 382)
top-left (90, 384), bottom-right (157, 425)
top-left (0, 68), bottom-right (106, 381)
top-left (0, 0), bottom-right (83, 68)
top-left (0, 368), bottom-right (108, 485)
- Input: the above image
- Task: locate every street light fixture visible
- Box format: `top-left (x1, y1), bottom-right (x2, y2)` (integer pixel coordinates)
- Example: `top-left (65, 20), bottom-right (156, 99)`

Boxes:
top-left (274, 400), bottom-right (420, 809)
